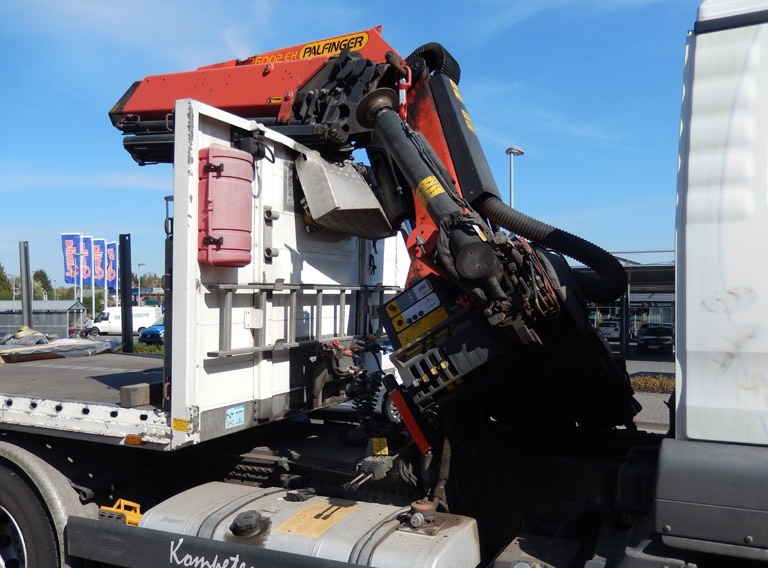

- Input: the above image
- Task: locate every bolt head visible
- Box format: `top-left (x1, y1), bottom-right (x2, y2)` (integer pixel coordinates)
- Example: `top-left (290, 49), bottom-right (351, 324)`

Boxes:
top-left (409, 512), bottom-right (425, 528)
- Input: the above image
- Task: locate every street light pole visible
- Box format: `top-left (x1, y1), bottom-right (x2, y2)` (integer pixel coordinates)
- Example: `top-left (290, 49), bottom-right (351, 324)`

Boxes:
top-left (137, 263), bottom-right (146, 306)
top-left (505, 146), bottom-right (524, 208)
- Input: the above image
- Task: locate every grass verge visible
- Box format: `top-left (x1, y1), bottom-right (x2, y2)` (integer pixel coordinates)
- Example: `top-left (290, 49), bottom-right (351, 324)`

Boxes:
top-left (132, 343), bottom-right (164, 355)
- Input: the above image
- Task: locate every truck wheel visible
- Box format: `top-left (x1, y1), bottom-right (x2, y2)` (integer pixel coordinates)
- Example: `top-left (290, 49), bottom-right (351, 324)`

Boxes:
top-left (89, 327), bottom-right (100, 338)
top-left (382, 394), bottom-right (402, 424)
top-left (0, 465), bottom-right (58, 568)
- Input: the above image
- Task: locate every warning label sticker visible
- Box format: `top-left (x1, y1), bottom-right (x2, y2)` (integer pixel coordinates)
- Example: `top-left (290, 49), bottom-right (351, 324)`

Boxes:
top-left (276, 500), bottom-right (356, 538)
top-left (414, 176), bottom-right (445, 208)
top-left (397, 306), bottom-right (449, 346)
top-left (172, 418), bottom-right (191, 433)
top-left (372, 437), bottom-right (389, 456)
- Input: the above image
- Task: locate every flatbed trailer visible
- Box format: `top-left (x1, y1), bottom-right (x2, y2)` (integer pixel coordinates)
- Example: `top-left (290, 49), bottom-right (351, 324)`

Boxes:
top-left (0, 353), bottom-right (167, 444)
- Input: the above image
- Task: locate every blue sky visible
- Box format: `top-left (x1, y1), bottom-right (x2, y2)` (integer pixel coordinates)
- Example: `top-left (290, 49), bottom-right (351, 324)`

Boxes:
top-left (0, 0), bottom-right (700, 284)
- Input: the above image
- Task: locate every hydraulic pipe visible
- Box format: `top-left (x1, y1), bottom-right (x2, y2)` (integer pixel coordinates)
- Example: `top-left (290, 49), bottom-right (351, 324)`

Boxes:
top-left (368, 103), bottom-right (459, 224)
top-left (362, 96), bottom-right (501, 285)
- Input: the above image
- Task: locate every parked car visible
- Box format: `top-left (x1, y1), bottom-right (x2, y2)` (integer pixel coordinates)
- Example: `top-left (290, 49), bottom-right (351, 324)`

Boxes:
top-left (597, 321), bottom-right (621, 340)
top-left (137, 316), bottom-right (164, 345)
top-left (636, 323), bottom-right (655, 338)
top-left (636, 322), bottom-right (674, 338)
top-left (637, 325), bottom-right (674, 353)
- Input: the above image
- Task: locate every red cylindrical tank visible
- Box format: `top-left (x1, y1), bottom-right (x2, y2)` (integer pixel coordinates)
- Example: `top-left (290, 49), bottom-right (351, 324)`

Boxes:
top-left (198, 144), bottom-right (254, 267)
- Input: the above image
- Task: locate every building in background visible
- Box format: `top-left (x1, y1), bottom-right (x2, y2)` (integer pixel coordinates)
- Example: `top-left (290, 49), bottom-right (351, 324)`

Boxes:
top-left (0, 300), bottom-right (87, 339)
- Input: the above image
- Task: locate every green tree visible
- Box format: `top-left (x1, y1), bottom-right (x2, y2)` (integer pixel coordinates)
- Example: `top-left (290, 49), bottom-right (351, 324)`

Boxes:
top-left (94, 290), bottom-right (106, 313)
top-left (32, 279), bottom-right (45, 300)
top-left (143, 272), bottom-right (162, 289)
top-left (0, 263), bottom-right (12, 300)
top-left (133, 271), bottom-right (164, 306)
top-left (33, 269), bottom-right (53, 295)
top-left (132, 272), bottom-right (163, 293)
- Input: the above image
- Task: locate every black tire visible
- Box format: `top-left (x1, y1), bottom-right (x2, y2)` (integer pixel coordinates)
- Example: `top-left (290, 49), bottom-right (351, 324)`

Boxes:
top-left (381, 394), bottom-right (402, 424)
top-left (89, 327), bottom-right (100, 338)
top-left (0, 465), bottom-right (58, 568)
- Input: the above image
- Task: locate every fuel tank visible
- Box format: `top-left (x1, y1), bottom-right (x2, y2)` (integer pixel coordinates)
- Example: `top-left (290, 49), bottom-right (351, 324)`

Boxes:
top-left (197, 144), bottom-right (254, 267)
top-left (139, 482), bottom-right (481, 567)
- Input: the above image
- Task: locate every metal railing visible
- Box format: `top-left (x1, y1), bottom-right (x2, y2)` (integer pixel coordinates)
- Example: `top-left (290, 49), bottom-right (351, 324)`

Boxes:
top-left (205, 280), bottom-right (400, 358)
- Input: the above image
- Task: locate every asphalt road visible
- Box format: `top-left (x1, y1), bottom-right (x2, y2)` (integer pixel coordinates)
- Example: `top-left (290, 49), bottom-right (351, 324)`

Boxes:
top-left (625, 351), bottom-right (675, 377)
top-left (607, 339), bottom-right (675, 377)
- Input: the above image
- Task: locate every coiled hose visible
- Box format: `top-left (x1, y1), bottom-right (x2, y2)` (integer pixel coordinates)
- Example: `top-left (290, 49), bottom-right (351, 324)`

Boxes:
top-left (476, 195), bottom-right (627, 302)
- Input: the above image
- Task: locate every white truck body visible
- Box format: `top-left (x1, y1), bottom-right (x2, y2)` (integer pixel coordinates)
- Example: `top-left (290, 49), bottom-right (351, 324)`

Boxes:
top-left (167, 100), bottom-right (406, 448)
top-left (676, 0), bottom-right (768, 445)
top-left (93, 306), bottom-right (162, 335)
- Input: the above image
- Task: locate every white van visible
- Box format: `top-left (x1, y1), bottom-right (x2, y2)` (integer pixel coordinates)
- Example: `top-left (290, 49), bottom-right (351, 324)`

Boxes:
top-left (92, 306), bottom-right (163, 335)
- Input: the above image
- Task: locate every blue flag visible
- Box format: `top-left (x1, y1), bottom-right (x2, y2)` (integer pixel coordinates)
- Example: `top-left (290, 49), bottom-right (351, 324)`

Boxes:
top-left (106, 242), bottom-right (118, 289)
top-left (93, 239), bottom-right (107, 287)
top-left (81, 236), bottom-right (93, 286)
top-left (61, 233), bottom-right (81, 285)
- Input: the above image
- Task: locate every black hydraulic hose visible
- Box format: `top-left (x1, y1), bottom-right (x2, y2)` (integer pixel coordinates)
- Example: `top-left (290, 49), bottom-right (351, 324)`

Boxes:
top-left (372, 106), bottom-right (460, 222)
top-left (477, 195), bottom-right (627, 302)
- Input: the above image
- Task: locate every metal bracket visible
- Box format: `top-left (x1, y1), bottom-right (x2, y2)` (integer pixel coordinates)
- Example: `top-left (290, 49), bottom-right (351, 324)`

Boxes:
top-left (263, 207), bottom-right (279, 260)
top-left (203, 163), bottom-right (224, 174)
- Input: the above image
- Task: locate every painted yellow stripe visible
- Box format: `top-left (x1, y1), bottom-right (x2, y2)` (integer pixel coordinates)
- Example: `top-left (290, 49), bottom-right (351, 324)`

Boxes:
top-left (450, 79), bottom-right (464, 104)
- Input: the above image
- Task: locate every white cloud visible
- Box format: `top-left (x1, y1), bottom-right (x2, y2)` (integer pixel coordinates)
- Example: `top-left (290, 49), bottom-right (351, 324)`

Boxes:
top-left (7, 0), bottom-right (271, 69)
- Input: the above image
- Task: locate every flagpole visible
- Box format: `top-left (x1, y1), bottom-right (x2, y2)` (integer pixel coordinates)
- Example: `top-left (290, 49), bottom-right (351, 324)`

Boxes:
top-left (115, 243), bottom-right (120, 307)
top-left (103, 239), bottom-right (107, 309)
top-left (91, 244), bottom-right (96, 316)
top-left (78, 233), bottom-right (84, 305)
